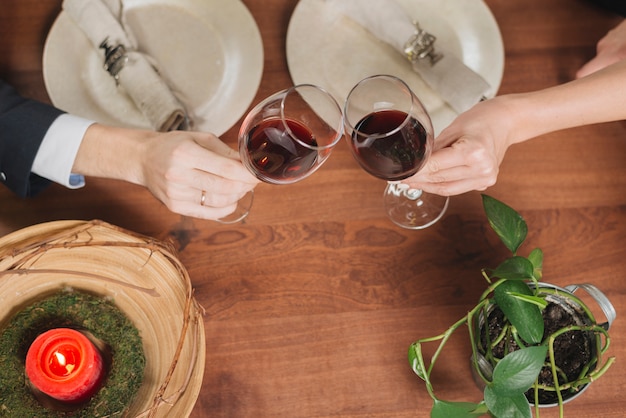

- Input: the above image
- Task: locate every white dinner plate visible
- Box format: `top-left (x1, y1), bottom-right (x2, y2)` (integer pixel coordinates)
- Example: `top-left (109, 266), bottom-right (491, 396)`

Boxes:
top-left (43, 0), bottom-right (263, 135)
top-left (286, 0), bottom-right (504, 135)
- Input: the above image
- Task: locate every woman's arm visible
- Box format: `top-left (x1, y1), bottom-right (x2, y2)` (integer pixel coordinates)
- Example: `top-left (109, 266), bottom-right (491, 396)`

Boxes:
top-left (404, 57), bottom-right (626, 196)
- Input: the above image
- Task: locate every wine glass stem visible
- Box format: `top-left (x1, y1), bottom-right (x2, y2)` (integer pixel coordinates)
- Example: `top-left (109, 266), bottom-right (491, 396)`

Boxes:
top-left (387, 182), bottom-right (423, 200)
top-left (404, 188), bottom-right (423, 200)
top-left (383, 182), bottom-right (449, 230)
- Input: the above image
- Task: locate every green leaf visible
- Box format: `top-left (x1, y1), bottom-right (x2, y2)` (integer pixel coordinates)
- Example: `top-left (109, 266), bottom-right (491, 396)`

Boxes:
top-left (431, 399), bottom-right (486, 418)
top-left (484, 387), bottom-right (532, 418)
top-left (485, 347), bottom-right (547, 417)
top-left (506, 293), bottom-right (548, 310)
top-left (494, 280), bottom-right (544, 344)
top-left (490, 346), bottom-right (548, 394)
top-left (482, 195), bottom-right (527, 254)
top-left (408, 343), bottom-right (427, 381)
top-left (527, 248), bottom-right (543, 281)
top-left (490, 256), bottom-right (535, 281)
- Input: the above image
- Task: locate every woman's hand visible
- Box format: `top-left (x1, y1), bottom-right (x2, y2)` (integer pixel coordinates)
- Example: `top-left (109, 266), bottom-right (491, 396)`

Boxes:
top-left (402, 98), bottom-right (516, 196)
top-left (404, 53), bottom-right (626, 197)
top-left (577, 19), bottom-right (626, 78)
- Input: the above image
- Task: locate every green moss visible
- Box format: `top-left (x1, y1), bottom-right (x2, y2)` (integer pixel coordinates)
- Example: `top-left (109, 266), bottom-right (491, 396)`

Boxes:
top-left (0, 289), bottom-right (145, 417)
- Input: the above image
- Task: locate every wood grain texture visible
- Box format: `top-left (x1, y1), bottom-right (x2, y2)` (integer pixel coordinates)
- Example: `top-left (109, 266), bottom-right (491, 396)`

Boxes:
top-left (1, 0), bottom-right (625, 416)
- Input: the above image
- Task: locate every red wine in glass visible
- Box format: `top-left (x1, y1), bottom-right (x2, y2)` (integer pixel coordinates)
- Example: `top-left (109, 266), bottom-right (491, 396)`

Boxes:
top-left (350, 109), bottom-right (427, 181)
top-left (229, 84), bottom-right (343, 223)
top-left (245, 118), bottom-right (319, 182)
top-left (344, 74), bottom-right (449, 229)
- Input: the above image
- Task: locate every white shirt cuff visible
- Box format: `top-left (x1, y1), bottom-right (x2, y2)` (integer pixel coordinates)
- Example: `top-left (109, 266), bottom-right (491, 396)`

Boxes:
top-left (32, 114), bottom-right (95, 189)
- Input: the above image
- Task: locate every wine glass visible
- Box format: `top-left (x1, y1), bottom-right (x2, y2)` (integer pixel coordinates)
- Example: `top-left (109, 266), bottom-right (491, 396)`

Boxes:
top-left (222, 84), bottom-right (344, 222)
top-left (343, 74), bottom-right (449, 229)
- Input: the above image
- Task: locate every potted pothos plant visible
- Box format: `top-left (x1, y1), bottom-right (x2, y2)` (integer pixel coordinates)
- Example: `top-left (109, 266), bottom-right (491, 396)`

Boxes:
top-left (408, 194), bottom-right (616, 418)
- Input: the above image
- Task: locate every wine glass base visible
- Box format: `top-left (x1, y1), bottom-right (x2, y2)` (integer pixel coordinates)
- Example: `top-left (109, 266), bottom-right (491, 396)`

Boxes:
top-left (383, 185), bottom-right (449, 230)
top-left (215, 190), bottom-right (254, 224)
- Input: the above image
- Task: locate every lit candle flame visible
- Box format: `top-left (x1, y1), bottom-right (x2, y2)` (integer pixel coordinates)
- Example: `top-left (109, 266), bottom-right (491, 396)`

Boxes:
top-left (52, 350), bottom-right (75, 375)
top-left (53, 351), bottom-right (66, 367)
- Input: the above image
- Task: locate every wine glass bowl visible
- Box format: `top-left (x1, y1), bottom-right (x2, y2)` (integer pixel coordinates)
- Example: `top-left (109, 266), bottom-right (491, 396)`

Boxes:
top-left (239, 84), bottom-right (344, 184)
top-left (344, 74), bottom-right (449, 229)
top-left (216, 84), bottom-right (343, 224)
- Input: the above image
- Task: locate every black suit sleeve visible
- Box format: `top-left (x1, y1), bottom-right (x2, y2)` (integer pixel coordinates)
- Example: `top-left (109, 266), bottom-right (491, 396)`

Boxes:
top-left (0, 79), bottom-right (65, 197)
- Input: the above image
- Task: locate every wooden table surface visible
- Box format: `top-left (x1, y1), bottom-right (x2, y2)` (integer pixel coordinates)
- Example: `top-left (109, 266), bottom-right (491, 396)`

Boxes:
top-left (1, 0), bottom-right (625, 417)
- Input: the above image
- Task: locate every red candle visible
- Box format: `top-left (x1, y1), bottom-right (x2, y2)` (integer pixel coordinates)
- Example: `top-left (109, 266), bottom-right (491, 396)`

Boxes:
top-left (25, 328), bottom-right (104, 403)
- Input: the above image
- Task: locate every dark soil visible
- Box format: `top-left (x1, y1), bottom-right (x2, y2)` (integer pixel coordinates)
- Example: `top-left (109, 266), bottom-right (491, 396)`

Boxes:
top-left (481, 301), bottom-right (595, 405)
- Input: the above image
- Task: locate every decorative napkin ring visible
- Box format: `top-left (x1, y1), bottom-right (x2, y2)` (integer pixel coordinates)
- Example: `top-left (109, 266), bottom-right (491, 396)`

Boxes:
top-left (100, 37), bottom-right (128, 82)
top-left (403, 22), bottom-right (443, 65)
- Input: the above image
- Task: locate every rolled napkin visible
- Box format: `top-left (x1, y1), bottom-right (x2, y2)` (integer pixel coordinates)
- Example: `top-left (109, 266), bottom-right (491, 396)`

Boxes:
top-left (326, 0), bottom-right (492, 114)
top-left (63, 0), bottom-right (188, 131)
